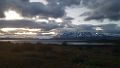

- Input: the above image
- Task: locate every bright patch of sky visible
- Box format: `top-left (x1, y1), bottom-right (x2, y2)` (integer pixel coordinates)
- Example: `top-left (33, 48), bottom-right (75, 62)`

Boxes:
top-left (65, 5), bottom-right (120, 26)
top-left (29, 0), bottom-right (48, 5)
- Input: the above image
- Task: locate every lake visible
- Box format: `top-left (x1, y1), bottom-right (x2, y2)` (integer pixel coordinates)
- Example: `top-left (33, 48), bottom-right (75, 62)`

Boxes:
top-left (0, 39), bottom-right (116, 45)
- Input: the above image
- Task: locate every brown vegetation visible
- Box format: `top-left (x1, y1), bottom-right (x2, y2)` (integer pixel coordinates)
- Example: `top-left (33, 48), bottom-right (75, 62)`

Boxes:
top-left (0, 42), bottom-right (119, 68)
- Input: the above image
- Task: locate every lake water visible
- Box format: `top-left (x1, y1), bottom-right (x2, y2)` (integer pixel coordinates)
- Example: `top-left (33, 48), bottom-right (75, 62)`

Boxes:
top-left (0, 39), bottom-right (115, 45)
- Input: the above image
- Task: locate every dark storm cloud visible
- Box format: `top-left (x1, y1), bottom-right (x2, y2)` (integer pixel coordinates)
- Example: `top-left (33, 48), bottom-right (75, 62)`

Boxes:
top-left (0, 0), bottom-right (64, 18)
top-left (99, 24), bottom-right (120, 33)
top-left (0, 0), bottom-right (81, 18)
top-left (76, 24), bottom-right (94, 31)
top-left (0, 0), bottom-right (119, 21)
top-left (0, 0), bottom-right (80, 19)
top-left (0, 20), bottom-right (64, 30)
top-left (0, 20), bottom-right (40, 28)
top-left (81, 0), bottom-right (120, 21)
top-left (22, 2), bottom-right (65, 18)
top-left (0, 0), bottom-right (6, 17)
top-left (64, 17), bottom-right (74, 20)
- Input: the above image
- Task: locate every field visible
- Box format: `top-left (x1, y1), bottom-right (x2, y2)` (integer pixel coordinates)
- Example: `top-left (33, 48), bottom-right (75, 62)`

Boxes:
top-left (0, 42), bottom-right (119, 68)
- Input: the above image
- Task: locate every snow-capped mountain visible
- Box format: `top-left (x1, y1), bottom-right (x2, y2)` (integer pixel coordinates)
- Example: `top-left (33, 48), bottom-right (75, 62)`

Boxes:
top-left (54, 30), bottom-right (120, 42)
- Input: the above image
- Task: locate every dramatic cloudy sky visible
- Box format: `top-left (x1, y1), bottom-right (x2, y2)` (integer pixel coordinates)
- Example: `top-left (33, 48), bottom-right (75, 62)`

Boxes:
top-left (0, 0), bottom-right (120, 34)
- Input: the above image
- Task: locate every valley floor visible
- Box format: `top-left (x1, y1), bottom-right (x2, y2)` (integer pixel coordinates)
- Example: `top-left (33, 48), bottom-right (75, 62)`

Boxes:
top-left (0, 42), bottom-right (119, 68)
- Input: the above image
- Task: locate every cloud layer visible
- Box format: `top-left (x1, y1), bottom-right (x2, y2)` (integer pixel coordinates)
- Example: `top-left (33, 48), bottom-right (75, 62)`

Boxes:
top-left (82, 0), bottom-right (120, 21)
top-left (0, 0), bottom-right (120, 34)
top-left (0, 0), bottom-right (120, 21)
top-left (0, 20), bottom-right (65, 30)
top-left (0, 0), bottom-right (64, 18)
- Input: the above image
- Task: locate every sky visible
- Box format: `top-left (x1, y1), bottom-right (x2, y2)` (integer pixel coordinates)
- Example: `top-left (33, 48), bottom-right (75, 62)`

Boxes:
top-left (0, 0), bottom-right (120, 38)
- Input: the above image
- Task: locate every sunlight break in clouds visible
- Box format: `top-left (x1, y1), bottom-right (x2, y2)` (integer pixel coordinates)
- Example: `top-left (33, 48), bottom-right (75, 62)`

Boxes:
top-left (66, 5), bottom-right (120, 26)
top-left (95, 27), bottom-right (103, 31)
top-left (29, 0), bottom-right (48, 5)
top-left (0, 28), bottom-right (41, 36)
top-left (65, 5), bottom-right (91, 25)
top-left (48, 17), bottom-right (63, 23)
top-left (41, 32), bottom-right (57, 36)
top-left (1, 28), bottom-right (41, 32)
top-left (4, 9), bottom-right (23, 20)
top-left (14, 32), bottom-right (37, 35)
top-left (1, 28), bottom-right (18, 32)
top-left (2, 9), bottom-right (63, 23)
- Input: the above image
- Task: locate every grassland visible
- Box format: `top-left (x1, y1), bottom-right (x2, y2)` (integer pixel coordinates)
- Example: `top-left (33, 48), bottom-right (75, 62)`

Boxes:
top-left (0, 42), bottom-right (119, 68)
